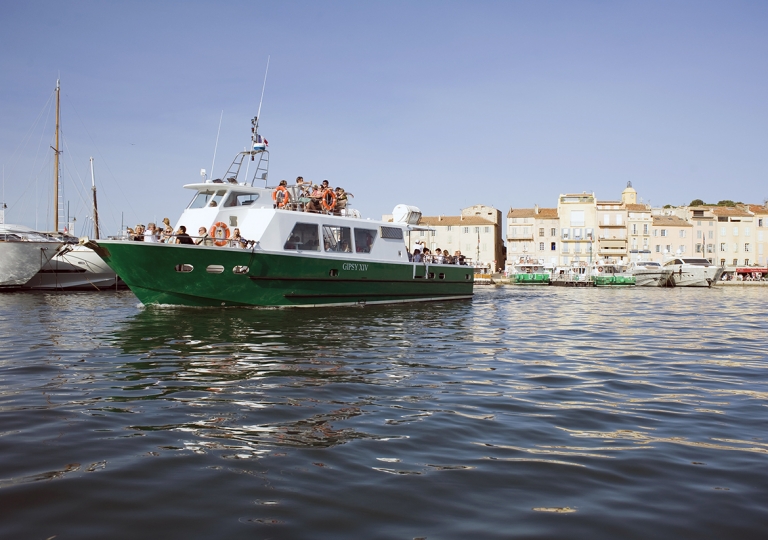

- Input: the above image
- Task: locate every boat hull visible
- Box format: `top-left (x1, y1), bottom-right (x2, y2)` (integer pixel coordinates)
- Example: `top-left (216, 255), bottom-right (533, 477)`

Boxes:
top-left (591, 275), bottom-right (636, 286)
top-left (668, 266), bottom-right (723, 287)
top-left (0, 241), bottom-right (61, 287)
top-left (513, 273), bottom-right (550, 285)
top-left (22, 245), bottom-right (121, 290)
top-left (632, 269), bottom-right (673, 287)
top-left (90, 240), bottom-right (474, 307)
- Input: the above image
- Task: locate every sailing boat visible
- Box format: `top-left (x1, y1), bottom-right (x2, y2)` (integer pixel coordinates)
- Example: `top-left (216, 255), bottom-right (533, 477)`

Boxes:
top-left (3, 79), bottom-right (121, 290)
top-left (0, 81), bottom-right (65, 288)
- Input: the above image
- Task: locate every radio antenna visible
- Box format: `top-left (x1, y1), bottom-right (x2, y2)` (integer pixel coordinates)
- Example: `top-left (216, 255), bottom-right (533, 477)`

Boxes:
top-left (256, 56), bottom-right (270, 125)
top-left (210, 110), bottom-right (223, 180)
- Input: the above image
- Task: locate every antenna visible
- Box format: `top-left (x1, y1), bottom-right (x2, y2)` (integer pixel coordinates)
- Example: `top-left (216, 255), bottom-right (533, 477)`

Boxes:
top-left (256, 56), bottom-right (270, 125)
top-left (210, 110), bottom-right (223, 180)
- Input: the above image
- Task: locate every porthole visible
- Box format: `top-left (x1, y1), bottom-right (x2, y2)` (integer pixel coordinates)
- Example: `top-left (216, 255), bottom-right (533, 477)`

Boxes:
top-left (329, 269), bottom-right (339, 277)
top-left (438, 273), bottom-right (445, 280)
top-left (465, 274), bottom-right (470, 280)
top-left (206, 265), bottom-right (225, 274)
top-left (427, 272), bottom-right (435, 279)
top-left (175, 264), bottom-right (194, 273)
top-left (233, 266), bottom-right (249, 274)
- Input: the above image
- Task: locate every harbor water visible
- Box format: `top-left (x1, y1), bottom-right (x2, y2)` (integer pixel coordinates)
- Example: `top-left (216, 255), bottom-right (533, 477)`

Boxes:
top-left (1, 287), bottom-right (767, 539)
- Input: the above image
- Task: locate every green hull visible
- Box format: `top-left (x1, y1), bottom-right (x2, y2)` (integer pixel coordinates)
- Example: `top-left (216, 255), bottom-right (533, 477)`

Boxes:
top-left (514, 273), bottom-right (550, 285)
top-left (591, 275), bottom-right (636, 286)
top-left (91, 241), bottom-right (474, 307)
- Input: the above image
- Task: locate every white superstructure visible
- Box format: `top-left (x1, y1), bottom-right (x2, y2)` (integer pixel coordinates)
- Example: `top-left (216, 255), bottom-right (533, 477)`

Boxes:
top-left (663, 257), bottom-right (723, 287)
top-left (0, 225), bottom-right (62, 287)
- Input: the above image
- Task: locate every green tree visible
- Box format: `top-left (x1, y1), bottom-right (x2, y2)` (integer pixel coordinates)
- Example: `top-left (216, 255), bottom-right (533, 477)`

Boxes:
top-left (716, 200), bottom-right (736, 207)
top-left (690, 198), bottom-right (705, 206)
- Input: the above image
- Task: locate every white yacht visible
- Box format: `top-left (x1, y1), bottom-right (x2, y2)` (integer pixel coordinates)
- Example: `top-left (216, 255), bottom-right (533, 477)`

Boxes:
top-left (663, 258), bottom-right (723, 287)
top-left (627, 260), bottom-right (673, 287)
top-left (0, 225), bottom-right (62, 288)
top-left (22, 242), bottom-right (121, 290)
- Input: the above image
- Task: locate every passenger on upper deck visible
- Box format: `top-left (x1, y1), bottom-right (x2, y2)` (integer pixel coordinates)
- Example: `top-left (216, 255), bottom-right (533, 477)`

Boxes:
top-left (160, 226), bottom-right (173, 243)
top-left (133, 224), bottom-right (145, 242)
top-left (305, 184), bottom-right (324, 213)
top-left (144, 223), bottom-right (160, 243)
top-left (413, 249), bottom-right (422, 263)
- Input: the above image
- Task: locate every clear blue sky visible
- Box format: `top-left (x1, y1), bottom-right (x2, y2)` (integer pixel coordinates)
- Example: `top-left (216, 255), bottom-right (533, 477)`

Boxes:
top-left (1, 1), bottom-right (766, 234)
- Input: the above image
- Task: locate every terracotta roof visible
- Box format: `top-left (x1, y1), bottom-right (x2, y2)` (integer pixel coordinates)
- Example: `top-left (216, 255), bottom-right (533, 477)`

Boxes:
top-left (708, 206), bottom-right (753, 217)
top-left (746, 204), bottom-right (768, 215)
top-left (506, 208), bottom-right (558, 219)
top-left (625, 204), bottom-right (650, 211)
top-left (418, 215), bottom-right (495, 227)
top-left (652, 215), bottom-right (693, 227)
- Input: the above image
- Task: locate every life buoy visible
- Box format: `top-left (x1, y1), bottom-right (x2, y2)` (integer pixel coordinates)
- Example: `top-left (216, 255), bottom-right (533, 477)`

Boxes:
top-left (210, 222), bottom-right (230, 247)
top-left (272, 186), bottom-right (291, 208)
top-left (321, 189), bottom-right (337, 211)
top-left (597, 266), bottom-right (603, 273)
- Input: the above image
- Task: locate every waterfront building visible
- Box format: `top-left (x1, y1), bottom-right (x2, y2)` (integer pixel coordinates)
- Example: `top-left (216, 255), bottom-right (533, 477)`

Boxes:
top-left (556, 193), bottom-right (597, 266)
top-left (416, 205), bottom-right (504, 270)
top-left (649, 215), bottom-right (694, 262)
top-left (506, 206), bottom-right (559, 267)
top-left (679, 206), bottom-right (717, 263)
top-left (708, 206), bottom-right (755, 267)
top-left (596, 198), bottom-right (629, 262)
top-left (747, 204), bottom-right (768, 265)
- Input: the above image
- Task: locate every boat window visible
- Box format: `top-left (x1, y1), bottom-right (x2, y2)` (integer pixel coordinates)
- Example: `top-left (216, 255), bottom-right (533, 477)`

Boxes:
top-left (224, 192), bottom-right (260, 207)
top-left (209, 190), bottom-right (227, 207)
top-left (322, 225), bottom-right (352, 252)
top-left (233, 266), bottom-right (249, 274)
top-left (354, 228), bottom-right (377, 253)
top-left (284, 223), bottom-right (320, 251)
top-left (380, 226), bottom-right (404, 240)
top-left (206, 265), bottom-right (225, 274)
top-left (174, 264), bottom-right (194, 273)
top-left (188, 190), bottom-right (216, 209)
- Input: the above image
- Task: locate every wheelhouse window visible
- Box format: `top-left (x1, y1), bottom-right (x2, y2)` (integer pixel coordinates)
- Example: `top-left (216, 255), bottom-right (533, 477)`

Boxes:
top-left (189, 190), bottom-right (216, 209)
top-left (354, 228), bottom-right (377, 253)
top-left (284, 223), bottom-right (320, 251)
top-left (380, 226), bottom-right (404, 240)
top-left (224, 192), bottom-right (260, 207)
top-left (322, 225), bottom-right (352, 252)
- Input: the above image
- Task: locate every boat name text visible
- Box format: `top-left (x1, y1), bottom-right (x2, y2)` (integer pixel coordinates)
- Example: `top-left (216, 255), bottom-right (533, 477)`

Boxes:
top-left (342, 263), bottom-right (369, 271)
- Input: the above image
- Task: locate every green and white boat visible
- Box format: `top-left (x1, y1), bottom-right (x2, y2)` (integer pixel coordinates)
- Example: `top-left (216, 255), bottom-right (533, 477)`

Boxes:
top-left (589, 261), bottom-right (636, 286)
top-left (509, 258), bottom-right (551, 285)
top-left (84, 116), bottom-right (473, 308)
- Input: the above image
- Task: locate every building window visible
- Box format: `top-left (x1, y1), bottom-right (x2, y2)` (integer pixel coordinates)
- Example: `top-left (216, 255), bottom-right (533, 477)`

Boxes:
top-left (745, 258), bottom-right (750, 265)
top-left (721, 227), bottom-right (726, 235)
top-left (661, 229), bottom-right (667, 237)
top-left (562, 228), bottom-right (570, 240)
top-left (733, 227), bottom-right (739, 236)
top-left (643, 224), bottom-right (649, 234)
top-left (551, 242), bottom-right (556, 251)
top-left (550, 228), bottom-right (557, 236)
top-left (419, 231), bottom-right (425, 237)
top-left (666, 245), bottom-right (671, 253)
top-left (653, 230), bottom-right (658, 237)
top-left (484, 227), bottom-right (490, 233)
top-left (474, 227), bottom-right (479, 233)
top-left (463, 227), bottom-right (469, 234)
top-left (707, 244), bottom-right (714, 253)
top-left (655, 245), bottom-right (660, 253)
top-left (697, 230), bottom-right (702, 239)
top-left (733, 259), bottom-right (738, 265)
top-left (708, 230), bottom-right (714, 239)
top-left (733, 243), bottom-right (738, 253)
top-left (643, 238), bottom-right (648, 249)
top-left (759, 218), bottom-right (763, 227)
top-left (586, 228), bottom-right (593, 240)
top-left (447, 226), bottom-right (452, 232)
top-left (745, 243), bottom-right (750, 252)
top-left (679, 230), bottom-right (685, 238)
top-left (696, 243), bottom-right (702, 253)
top-left (680, 245), bottom-right (686, 253)
top-left (632, 224), bottom-right (637, 235)
top-left (720, 259), bottom-right (726, 266)
top-left (720, 243), bottom-right (726, 252)
top-left (539, 227), bottom-right (545, 237)
top-left (431, 230), bottom-right (436, 236)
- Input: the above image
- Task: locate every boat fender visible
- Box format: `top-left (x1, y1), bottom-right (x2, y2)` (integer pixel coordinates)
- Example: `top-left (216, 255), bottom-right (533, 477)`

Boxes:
top-left (210, 222), bottom-right (230, 247)
top-left (272, 186), bottom-right (291, 208)
top-left (597, 266), bottom-right (603, 273)
top-left (321, 189), bottom-right (337, 211)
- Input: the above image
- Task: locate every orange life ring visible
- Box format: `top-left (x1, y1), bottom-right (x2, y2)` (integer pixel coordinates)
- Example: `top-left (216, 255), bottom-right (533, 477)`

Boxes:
top-left (321, 188), bottom-right (337, 211)
top-left (210, 222), bottom-right (230, 247)
top-left (597, 266), bottom-right (603, 272)
top-left (272, 185), bottom-right (291, 208)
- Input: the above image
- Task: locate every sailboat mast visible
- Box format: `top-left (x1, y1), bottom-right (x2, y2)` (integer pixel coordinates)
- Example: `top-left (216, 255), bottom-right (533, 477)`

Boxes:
top-left (53, 79), bottom-right (61, 233)
top-left (90, 157), bottom-right (100, 239)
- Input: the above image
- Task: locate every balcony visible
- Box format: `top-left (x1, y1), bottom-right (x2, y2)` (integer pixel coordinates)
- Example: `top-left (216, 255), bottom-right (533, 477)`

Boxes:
top-left (507, 233), bottom-right (534, 241)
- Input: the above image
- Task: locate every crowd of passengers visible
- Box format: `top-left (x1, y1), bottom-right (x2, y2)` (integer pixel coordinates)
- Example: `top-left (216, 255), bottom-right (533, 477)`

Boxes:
top-left (410, 247), bottom-right (466, 265)
top-left (273, 177), bottom-right (352, 214)
top-left (126, 219), bottom-right (251, 248)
